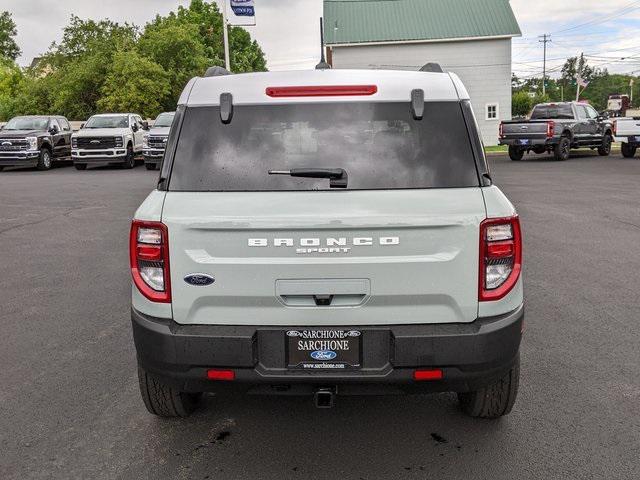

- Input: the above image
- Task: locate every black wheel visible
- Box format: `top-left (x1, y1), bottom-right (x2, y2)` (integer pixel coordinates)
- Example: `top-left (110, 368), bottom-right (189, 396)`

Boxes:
top-left (508, 146), bottom-right (524, 161)
top-left (138, 366), bottom-right (201, 418)
top-left (598, 135), bottom-right (612, 156)
top-left (36, 148), bottom-right (52, 171)
top-left (621, 142), bottom-right (637, 158)
top-left (145, 163), bottom-right (158, 171)
top-left (553, 136), bottom-right (571, 161)
top-left (458, 355), bottom-right (520, 419)
top-left (121, 145), bottom-right (135, 169)
top-left (74, 163), bottom-right (87, 170)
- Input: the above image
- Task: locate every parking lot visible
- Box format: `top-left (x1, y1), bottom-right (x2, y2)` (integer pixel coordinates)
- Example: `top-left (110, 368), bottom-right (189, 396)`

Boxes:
top-left (1, 152), bottom-right (639, 479)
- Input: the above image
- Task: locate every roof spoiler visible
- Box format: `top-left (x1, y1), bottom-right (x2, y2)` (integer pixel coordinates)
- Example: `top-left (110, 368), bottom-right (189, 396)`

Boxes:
top-left (204, 66), bottom-right (232, 77)
top-left (419, 63), bottom-right (443, 73)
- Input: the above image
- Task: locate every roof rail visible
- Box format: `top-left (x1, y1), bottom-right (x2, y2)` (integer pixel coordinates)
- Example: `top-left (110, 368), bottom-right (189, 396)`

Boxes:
top-left (419, 63), bottom-right (443, 73)
top-left (204, 66), bottom-right (232, 77)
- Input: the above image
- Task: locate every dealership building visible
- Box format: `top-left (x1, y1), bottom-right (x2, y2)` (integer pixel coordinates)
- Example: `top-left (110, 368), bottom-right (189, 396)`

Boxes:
top-left (323, 0), bottom-right (522, 146)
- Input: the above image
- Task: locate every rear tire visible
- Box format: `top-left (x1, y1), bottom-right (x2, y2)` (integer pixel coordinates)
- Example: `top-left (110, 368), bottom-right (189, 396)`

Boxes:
top-left (553, 136), bottom-right (571, 161)
top-left (74, 163), bottom-right (87, 170)
top-left (508, 146), bottom-right (524, 161)
top-left (598, 135), bottom-right (612, 156)
top-left (621, 142), bottom-right (637, 158)
top-left (458, 355), bottom-right (520, 419)
top-left (36, 148), bottom-right (52, 171)
top-left (145, 163), bottom-right (158, 171)
top-left (137, 366), bottom-right (201, 418)
top-left (121, 146), bottom-right (135, 169)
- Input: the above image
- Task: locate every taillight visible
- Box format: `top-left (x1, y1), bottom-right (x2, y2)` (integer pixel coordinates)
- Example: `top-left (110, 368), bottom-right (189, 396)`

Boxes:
top-left (613, 120), bottom-right (617, 136)
top-left (499, 123), bottom-right (504, 138)
top-left (479, 216), bottom-right (522, 302)
top-left (130, 220), bottom-right (171, 303)
top-left (546, 121), bottom-right (555, 138)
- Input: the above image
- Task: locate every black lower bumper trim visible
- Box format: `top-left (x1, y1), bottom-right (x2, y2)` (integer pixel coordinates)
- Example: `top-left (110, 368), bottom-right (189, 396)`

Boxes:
top-left (132, 305), bottom-right (524, 394)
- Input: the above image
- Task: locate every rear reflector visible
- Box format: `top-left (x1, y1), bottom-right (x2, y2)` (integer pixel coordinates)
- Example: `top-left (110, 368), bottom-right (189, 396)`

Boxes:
top-left (413, 369), bottom-right (443, 381)
top-left (206, 369), bottom-right (235, 381)
top-left (266, 85), bottom-right (378, 97)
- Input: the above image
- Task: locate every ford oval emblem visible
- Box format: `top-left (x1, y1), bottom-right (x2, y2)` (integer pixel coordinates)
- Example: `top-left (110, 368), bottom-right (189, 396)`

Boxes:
top-left (310, 350), bottom-right (337, 361)
top-left (184, 274), bottom-right (215, 286)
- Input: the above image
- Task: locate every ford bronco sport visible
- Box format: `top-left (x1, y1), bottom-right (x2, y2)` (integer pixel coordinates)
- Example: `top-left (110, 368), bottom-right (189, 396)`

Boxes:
top-left (130, 67), bottom-right (524, 419)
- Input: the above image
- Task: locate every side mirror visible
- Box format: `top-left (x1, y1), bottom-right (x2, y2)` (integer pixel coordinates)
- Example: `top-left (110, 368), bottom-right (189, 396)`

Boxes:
top-left (80, 123), bottom-right (85, 129)
top-left (142, 121), bottom-right (149, 130)
top-left (49, 125), bottom-right (59, 135)
top-left (131, 124), bottom-right (139, 132)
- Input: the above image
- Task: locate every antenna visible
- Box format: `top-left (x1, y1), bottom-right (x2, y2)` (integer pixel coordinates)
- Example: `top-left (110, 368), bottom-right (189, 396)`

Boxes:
top-left (316, 17), bottom-right (331, 70)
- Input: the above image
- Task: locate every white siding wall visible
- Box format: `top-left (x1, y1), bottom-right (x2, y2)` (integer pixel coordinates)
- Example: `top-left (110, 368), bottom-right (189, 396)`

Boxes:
top-left (331, 38), bottom-right (513, 146)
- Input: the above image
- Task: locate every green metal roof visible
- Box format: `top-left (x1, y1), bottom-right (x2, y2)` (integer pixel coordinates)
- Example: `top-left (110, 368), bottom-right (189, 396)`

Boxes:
top-left (324, 0), bottom-right (521, 45)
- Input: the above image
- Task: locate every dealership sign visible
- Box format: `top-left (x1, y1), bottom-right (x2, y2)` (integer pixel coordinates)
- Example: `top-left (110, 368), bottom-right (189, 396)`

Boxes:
top-left (231, 0), bottom-right (255, 17)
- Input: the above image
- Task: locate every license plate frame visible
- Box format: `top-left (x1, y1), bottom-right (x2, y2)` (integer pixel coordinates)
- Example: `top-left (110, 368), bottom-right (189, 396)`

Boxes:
top-left (286, 329), bottom-right (362, 370)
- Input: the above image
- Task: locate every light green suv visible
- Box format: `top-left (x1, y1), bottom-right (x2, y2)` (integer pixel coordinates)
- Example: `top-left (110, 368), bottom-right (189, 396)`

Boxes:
top-left (130, 66), bottom-right (524, 418)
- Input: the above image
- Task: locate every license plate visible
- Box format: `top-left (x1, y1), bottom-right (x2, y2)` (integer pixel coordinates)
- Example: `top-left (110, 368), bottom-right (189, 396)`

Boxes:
top-left (286, 329), bottom-right (362, 370)
top-left (519, 139), bottom-right (530, 145)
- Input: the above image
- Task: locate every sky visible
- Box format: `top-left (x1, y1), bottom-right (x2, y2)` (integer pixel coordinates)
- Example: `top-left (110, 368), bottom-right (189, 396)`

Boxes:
top-left (2, 0), bottom-right (640, 78)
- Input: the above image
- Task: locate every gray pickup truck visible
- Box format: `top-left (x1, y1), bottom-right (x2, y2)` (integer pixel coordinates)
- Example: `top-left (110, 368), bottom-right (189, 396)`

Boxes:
top-left (499, 102), bottom-right (613, 161)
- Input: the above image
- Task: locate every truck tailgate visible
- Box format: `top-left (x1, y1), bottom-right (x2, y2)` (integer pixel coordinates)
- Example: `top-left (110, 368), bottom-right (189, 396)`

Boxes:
top-left (615, 118), bottom-right (640, 137)
top-left (162, 189), bottom-right (486, 326)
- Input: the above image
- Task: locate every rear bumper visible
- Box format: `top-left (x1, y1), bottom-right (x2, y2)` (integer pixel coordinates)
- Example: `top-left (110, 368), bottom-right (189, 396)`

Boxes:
top-left (0, 151), bottom-right (40, 166)
top-left (499, 138), bottom-right (553, 147)
top-left (132, 304), bottom-right (524, 395)
top-left (614, 136), bottom-right (639, 144)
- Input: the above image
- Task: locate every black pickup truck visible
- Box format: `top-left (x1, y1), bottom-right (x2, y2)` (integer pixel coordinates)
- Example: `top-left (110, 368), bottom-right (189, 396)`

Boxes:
top-left (499, 102), bottom-right (613, 161)
top-left (0, 116), bottom-right (73, 171)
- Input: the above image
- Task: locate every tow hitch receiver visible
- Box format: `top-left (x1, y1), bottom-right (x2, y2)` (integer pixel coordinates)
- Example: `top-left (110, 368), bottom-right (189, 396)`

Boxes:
top-left (314, 388), bottom-right (336, 409)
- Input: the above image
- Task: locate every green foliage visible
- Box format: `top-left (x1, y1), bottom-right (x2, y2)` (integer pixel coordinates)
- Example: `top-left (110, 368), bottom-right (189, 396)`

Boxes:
top-left (511, 90), bottom-right (532, 117)
top-left (0, 1), bottom-right (268, 121)
top-left (513, 54), bottom-right (638, 113)
top-left (97, 50), bottom-right (170, 118)
top-left (0, 11), bottom-right (21, 61)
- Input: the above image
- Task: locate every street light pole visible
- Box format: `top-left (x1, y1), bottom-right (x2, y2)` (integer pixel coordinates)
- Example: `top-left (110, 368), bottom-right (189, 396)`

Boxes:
top-left (222, 0), bottom-right (231, 71)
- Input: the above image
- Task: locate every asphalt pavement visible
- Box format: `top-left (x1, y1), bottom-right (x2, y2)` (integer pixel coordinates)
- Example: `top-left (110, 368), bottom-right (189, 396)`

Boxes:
top-left (0, 152), bottom-right (639, 479)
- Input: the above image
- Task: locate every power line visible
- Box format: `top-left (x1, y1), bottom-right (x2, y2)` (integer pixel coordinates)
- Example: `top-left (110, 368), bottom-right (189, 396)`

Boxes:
top-left (539, 34), bottom-right (551, 95)
top-left (551, 0), bottom-right (640, 35)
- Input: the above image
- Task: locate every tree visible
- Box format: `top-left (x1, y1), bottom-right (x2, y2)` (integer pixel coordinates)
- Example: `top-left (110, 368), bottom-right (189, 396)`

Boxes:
top-left (0, 11), bottom-right (20, 61)
top-left (97, 50), bottom-right (170, 118)
top-left (512, 91), bottom-right (532, 117)
top-left (137, 23), bottom-right (209, 110)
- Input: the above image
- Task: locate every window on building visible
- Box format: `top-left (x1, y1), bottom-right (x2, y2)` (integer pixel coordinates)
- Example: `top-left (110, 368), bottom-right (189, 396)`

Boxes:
top-left (486, 103), bottom-right (499, 120)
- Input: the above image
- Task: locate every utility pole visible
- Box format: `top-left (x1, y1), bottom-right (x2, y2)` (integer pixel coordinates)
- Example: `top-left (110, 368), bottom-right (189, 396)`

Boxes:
top-left (222, 0), bottom-right (231, 71)
top-left (539, 34), bottom-right (551, 96)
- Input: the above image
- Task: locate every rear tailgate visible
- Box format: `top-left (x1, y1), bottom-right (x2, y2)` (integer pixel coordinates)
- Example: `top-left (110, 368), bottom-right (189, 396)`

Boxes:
top-left (162, 189), bottom-right (486, 326)
top-left (615, 118), bottom-right (640, 137)
top-left (502, 121), bottom-right (549, 141)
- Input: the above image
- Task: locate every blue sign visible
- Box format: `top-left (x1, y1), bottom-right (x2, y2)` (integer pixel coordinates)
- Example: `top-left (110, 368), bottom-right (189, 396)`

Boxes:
top-left (231, 0), bottom-right (255, 17)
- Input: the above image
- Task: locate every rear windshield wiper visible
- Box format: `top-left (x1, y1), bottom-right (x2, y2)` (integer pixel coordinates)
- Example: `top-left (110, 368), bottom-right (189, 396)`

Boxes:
top-left (268, 168), bottom-right (348, 189)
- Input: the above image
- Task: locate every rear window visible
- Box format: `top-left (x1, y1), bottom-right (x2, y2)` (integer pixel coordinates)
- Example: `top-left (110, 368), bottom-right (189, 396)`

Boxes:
top-left (531, 104), bottom-right (574, 120)
top-left (168, 102), bottom-right (480, 191)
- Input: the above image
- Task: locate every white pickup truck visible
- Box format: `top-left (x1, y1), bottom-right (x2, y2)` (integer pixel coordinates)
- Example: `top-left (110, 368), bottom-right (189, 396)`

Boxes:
top-left (613, 117), bottom-right (640, 158)
top-left (72, 113), bottom-right (148, 170)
